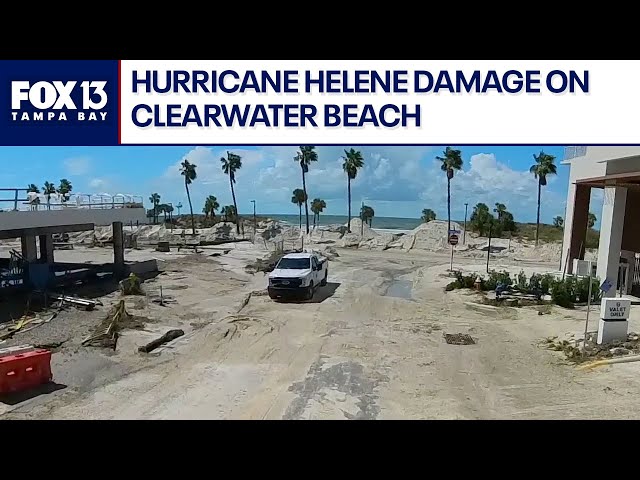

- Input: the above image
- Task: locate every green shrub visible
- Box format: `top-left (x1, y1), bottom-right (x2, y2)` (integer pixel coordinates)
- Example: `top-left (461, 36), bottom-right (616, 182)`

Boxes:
top-left (550, 279), bottom-right (574, 308)
top-left (445, 281), bottom-right (460, 291)
top-left (540, 274), bottom-right (554, 295)
top-left (548, 275), bottom-right (601, 308)
top-left (575, 276), bottom-right (602, 303)
top-left (484, 270), bottom-right (512, 291)
top-left (454, 271), bottom-right (477, 289)
top-left (516, 270), bottom-right (528, 291)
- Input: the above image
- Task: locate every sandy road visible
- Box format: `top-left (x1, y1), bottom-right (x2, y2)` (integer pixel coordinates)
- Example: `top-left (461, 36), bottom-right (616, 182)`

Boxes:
top-left (19, 248), bottom-right (640, 420)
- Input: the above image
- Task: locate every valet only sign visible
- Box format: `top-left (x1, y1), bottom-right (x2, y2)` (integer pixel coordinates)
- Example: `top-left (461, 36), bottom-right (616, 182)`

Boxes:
top-left (600, 299), bottom-right (631, 321)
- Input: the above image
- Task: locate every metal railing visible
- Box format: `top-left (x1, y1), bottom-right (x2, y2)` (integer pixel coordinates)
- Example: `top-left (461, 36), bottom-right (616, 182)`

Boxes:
top-left (563, 146), bottom-right (588, 161)
top-left (0, 189), bottom-right (144, 212)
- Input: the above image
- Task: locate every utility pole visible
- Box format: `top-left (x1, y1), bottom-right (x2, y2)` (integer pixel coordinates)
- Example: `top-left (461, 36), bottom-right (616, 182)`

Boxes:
top-left (463, 202), bottom-right (469, 244)
top-left (361, 201), bottom-right (364, 237)
top-left (486, 221), bottom-right (493, 273)
top-left (250, 200), bottom-right (256, 240)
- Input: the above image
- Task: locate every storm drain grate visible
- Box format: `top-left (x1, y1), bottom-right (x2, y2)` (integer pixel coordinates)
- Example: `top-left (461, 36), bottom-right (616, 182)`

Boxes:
top-left (444, 333), bottom-right (476, 345)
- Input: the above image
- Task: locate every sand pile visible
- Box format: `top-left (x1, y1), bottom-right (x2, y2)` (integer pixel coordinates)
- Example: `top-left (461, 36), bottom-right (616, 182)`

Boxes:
top-left (337, 218), bottom-right (378, 248)
top-left (401, 220), bottom-right (464, 252)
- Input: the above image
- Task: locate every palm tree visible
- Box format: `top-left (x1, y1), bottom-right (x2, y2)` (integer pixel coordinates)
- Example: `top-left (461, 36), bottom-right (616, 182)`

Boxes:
top-left (588, 212), bottom-right (597, 229)
top-left (203, 195), bottom-right (220, 225)
top-left (436, 147), bottom-right (464, 234)
top-left (43, 181), bottom-right (56, 210)
top-left (221, 151), bottom-right (242, 234)
top-left (164, 204), bottom-right (174, 224)
top-left (180, 159), bottom-right (198, 236)
top-left (361, 205), bottom-right (375, 227)
top-left (530, 151), bottom-right (557, 246)
top-left (27, 184), bottom-right (40, 193)
top-left (175, 202), bottom-right (183, 216)
top-left (294, 146), bottom-right (318, 234)
top-left (553, 216), bottom-right (564, 228)
top-left (494, 203), bottom-right (507, 221)
top-left (58, 178), bottom-right (73, 203)
top-left (310, 198), bottom-right (327, 228)
top-left (222, 205), bottom-right (236, 223)
top-left (149, 193), bottom-right (161, 224)
top-left (292, 188), bottom-right (307, 229)
top-left (421, 208), bottom-right (436, 222)
top-left (157, 204), bottom-right (170, 223)
top-left (342, 148), bottom-right (364, 233)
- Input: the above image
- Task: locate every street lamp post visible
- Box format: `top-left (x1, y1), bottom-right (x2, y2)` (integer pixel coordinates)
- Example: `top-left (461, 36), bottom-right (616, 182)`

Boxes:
top-left (250, 200), bottom-right (256, 240)
top-left (463, 202), bottom-right (469, 244)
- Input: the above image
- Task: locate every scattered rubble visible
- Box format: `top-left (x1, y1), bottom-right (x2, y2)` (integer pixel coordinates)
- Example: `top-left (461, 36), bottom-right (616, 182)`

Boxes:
top-left (540, 332), bottom-right (640, 363)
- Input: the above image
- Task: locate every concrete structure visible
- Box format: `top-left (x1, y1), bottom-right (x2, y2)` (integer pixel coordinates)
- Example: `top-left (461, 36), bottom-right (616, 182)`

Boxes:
top-left (562, 147), bottom-right (640, 297)
top-left (0, 191), bottom-right (147, 288)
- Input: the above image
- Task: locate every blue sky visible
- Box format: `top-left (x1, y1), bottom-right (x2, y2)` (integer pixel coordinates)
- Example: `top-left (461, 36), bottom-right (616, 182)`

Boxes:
top-left (0, 145), bottom-right (603, 225)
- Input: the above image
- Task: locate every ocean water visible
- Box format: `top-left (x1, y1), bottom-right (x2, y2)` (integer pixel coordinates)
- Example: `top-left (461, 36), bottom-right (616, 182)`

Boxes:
top-left (264, 214), bottom-right (422, 230)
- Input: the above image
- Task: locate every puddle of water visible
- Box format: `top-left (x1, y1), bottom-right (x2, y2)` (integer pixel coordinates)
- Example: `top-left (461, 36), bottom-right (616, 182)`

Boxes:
top-left (385, 279), bottom-right (413, 299)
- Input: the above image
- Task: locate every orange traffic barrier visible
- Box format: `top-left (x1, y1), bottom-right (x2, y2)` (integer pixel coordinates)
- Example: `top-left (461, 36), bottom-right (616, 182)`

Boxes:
top-left (0, 349), bottom-right (52, 394)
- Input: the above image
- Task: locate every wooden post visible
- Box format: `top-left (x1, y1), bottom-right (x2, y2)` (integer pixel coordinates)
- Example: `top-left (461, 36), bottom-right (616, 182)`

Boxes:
top-left (112, 222), bottom-right (125, 278)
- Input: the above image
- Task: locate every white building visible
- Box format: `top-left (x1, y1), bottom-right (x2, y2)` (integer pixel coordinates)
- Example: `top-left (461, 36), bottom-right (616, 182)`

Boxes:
top-left (561, 147), bottom-right (640, 297)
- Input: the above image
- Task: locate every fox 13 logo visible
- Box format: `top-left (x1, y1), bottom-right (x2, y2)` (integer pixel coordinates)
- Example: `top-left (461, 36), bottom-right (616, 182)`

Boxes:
top-left (11, 80), bottom-right (108, 122)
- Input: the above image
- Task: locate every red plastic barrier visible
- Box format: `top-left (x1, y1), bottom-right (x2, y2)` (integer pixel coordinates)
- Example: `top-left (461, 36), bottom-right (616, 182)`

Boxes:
top-left (0, 349), bottom-right (52, 394)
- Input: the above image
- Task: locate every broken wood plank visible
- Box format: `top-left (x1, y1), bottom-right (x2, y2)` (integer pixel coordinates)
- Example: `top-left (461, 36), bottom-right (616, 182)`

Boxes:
top-left (138, 329), bottom-right (184, 353)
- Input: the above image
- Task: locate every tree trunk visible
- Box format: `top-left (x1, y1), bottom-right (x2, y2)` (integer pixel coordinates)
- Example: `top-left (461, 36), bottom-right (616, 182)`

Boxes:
top-left (535, 180), bottom-right (542, 246)
top-left (163, 211), bottom-right (167, 223)
top-left (230, 176), bottom-right (240, 234)
top-left (185, 181), bottom-right (196, 236)
top-left (301, 165), bottom-right (310, 234)
top-left (299, 204), bottom-right (302, 228)
top-left (347, 177), bottom-right (352, 233)
top-left (447, 176), bottom-right (451, 234)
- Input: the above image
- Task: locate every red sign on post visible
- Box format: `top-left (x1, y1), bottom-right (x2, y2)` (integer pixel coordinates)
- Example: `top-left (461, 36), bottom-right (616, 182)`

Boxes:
top-left (448, 234), bottom-right (459, 246)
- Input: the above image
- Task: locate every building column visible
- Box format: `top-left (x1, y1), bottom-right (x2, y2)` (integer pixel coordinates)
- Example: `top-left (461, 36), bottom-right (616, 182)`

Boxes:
top-left (561, 183), bottom-right (590, 274)
top-left (39, 234), bottom-right (54, 264)
top-left (20, 234), bottom-right (38, 262)
top-left (112, 222), bottom-right (125, 278)
top-left (596, 186), bottom-right (627, 297)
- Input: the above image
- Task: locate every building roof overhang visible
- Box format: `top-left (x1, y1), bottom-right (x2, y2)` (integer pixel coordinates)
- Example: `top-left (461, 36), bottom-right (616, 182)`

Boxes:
top-left (576, 170), bottom-right (640, 188)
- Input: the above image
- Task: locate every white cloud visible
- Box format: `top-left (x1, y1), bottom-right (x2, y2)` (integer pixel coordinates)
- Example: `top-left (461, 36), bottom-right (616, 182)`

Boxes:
top-left (147, 147), bottom-right (568, 222)
top-left (89, 178), bottom-right (106, 189)
top-left (419, 153), bottom-right (567, 222)
top-left (63, 157), bottom-right (91, 176)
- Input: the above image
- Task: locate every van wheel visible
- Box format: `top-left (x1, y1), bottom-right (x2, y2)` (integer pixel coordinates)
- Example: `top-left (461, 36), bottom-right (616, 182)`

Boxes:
top-left (321, 270), bottom-right (328, 287)
top-left (306, 281), bottom-right (314, 300)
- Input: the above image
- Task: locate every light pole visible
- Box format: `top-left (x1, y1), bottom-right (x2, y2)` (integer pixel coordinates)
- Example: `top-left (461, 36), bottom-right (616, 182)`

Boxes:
top-left (463, 202), bottom-right (469, 244)
top-left (250, 200), bottom-right (256, 240)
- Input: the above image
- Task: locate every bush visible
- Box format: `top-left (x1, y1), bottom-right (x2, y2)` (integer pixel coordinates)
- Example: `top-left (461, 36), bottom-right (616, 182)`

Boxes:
top-left (575, 276), bottom-right (602, 303)
top-left (454, 271), bottom-right (477, 289)
top-left (445, 281), bottom-right (460, 291)
top-left (551, 279), bottom-right (574, 308)
top-left (549, 275), bottom-right (601, 308)
top-left (516, 270), bottom-right (528, 291)
top-left (540, 274), bottom-right (554, 295)
top-left (484, 270), bottom-right (512, 291)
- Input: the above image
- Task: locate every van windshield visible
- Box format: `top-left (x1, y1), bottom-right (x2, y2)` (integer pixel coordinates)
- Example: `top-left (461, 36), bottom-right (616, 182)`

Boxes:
top-left (276, 258), bottom-right (311, 270)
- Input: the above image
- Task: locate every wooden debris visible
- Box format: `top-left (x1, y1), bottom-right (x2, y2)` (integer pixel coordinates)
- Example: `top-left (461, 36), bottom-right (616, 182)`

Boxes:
top-left (49, 294), bottom-right (99, 311)
top-left (82, 300), bottom-right (128, 349)
top-left (138, 329), bottom-right (184, 353)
